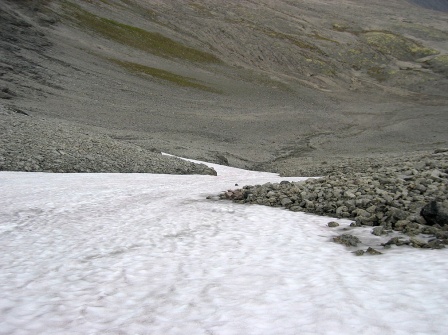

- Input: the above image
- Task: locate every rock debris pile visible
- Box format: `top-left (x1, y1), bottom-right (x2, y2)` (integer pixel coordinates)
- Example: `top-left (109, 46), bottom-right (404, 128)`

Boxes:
top-left (0, 107), bottom-right (216, 175)
top-left (221, 150), bottom-right (448, 250)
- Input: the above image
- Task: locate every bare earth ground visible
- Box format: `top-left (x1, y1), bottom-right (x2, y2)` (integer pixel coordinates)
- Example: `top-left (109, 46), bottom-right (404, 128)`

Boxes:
top-left (1, 0), bottom-right (447, 174)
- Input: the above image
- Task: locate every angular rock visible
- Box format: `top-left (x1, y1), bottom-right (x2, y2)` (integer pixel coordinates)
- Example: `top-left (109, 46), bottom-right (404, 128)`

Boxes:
top-left (371, 226), bottom-right (384, 236)
top-left (336, 206), bottom-right (348, 215)
top-left (353, 208), bottom-right (370, 218)
top-left (394, 220), bottom-right (410, 231)
top-left (383, 237), bottom-right (410, 248)
top-left (344, 191), bottom-right (356, 199)
top-left (410, 237), bottom-right (427, 248)
top-left (366, 247), bottom-right (382, 255)
top-left (280, 197), bottom-right (293, 207)
top-left (355, 215), bottom-right (374, 226)
top-left (333, 234), bottom-right (361, 247)
top-left (354, 250), bottom-right (365, 256)
top-left (421, 201), bottom-right (448, 226)
top-left (427, 239), bottom-right (446, 249)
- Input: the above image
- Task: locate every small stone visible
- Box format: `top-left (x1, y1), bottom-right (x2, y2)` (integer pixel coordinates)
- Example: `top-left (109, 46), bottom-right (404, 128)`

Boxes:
top-left (394, 220), bottom-right (410, 231)
top-left (304, 200), bottom-right (315, 209)
top-left (333, 234), bottom-right (361, 247)
top-left (383, 237), bottom-right (409, 247)
top-left (427, 239), bottom-right (446, 249)
top-left (366, 247), bottom-right (382, 255)
top-left (430, 169), bottom-right (446, 179)
top-left (280, 197), bottom-right (293, 207)
top-left (410, 237), bottom-right (426, 248)
top-left (328, 221), bottom-right (340, 227)
top-left (344, 191), bottom-right (356, 198)
top-left (224, 191), bottom-right (233, 199)
top-left (353, 208), bottom-right (370, 218)
top-left (371, 226), bottom-right (384, 236)
top-left (366, 205), bottom-right (377, 213)
top-left (355, 215), bottom-right (373, 226)
top-left (354, 250), bottom-right (365, 256)
top-left (336, 206), bottom-right (348, 215)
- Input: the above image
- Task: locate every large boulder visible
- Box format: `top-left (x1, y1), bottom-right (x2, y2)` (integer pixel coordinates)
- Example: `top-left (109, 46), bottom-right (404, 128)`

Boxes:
top-left (420, 201), bottom-right (448, 226)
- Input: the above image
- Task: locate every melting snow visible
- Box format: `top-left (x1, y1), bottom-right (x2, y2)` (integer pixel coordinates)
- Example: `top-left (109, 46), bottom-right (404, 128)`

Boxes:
top-left (1, 161), bottom-right (447, 334)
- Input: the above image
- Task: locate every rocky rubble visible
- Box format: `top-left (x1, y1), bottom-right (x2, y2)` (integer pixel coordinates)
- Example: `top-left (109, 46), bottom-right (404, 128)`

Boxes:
top-left (0, 106), bottom-right (216, 175)
top-left (221, 150), bottom-right (448, 251)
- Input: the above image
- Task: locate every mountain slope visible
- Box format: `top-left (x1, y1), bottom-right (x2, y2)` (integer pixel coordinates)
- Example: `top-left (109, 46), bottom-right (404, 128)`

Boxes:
top-left (1, 0), bottom-right (447, 171)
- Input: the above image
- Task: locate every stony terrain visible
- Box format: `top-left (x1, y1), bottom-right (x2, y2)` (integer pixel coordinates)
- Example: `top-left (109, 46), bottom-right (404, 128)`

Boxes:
top-left (222, 150), bottom-right (448, 251)
top-left (0, 105), bottom-right (216, 175)
top-left (1, 0), bottom-right (447, 173)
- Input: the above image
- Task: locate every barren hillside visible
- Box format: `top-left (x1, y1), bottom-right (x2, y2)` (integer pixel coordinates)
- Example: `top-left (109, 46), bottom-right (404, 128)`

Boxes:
top-left (1, 0), bottom-right (447, 171)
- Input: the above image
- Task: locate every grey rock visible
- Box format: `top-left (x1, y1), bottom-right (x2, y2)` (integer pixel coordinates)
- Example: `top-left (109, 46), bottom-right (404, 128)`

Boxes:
top-left (336, 206), bottom-right (348, 215)
top-left (344, 191), bottom-right (356, 198)
top-left (355, 215), bottom-right (373, 226)
top-left (280, 197), bottom-right (293, 207)
top-left (328, 221), bottom-right (340, 227)
top-left (383, 237), bottom-right (410, 247)
top-left (304, 200), bottom-right (315, 209)
top-left (366, 205), bottom-right (377, 213)
top-left (354, 250), bottom-right (365, 256)
top-left (372, 226), bottom-right (384, 236)
top-left (427, 239), bottom-right (446, 249)
top-left (366, 247), bottom-right (382, 255)
top-left (353, 208), bottom-right (370, 218)
top-left (410, 237), bottom-right (427, 248)
top-left (421, 201), bottom-right (448, 226)
top-left (333, 234), bottom-right (361, 247)
top-left (394, 220), bottom-right (410, 231)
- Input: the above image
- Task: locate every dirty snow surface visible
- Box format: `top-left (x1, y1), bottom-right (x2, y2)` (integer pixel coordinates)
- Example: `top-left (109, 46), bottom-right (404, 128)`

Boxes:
top-left (1, 161), bottom-right (447, 335)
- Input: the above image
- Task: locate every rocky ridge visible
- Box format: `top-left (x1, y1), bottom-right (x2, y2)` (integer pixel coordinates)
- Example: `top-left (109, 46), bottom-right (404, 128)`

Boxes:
top-left (221, 150), bottom-right (448, 252)
top-left (0, 105), bottom-right (216, 175)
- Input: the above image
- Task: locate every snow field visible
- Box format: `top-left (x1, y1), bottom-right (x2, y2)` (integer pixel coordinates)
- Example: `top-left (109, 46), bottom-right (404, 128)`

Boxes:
top-left (0, 162), bottom-right (447, 334)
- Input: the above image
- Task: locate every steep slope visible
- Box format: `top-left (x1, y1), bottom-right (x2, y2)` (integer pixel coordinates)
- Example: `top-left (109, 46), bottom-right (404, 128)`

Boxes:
top-left (1, 0), bottom-right (447, 171)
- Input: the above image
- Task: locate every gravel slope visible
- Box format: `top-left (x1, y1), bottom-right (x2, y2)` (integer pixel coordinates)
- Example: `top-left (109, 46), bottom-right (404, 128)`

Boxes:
top-left (0, 105), bottom-right (216, 175)
top-left (1, 0), bottom-right (447, 173)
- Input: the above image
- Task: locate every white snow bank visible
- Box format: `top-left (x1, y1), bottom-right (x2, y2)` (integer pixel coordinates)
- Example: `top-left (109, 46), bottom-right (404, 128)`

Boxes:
top-left (0, 162), bottom-right (447, 334)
